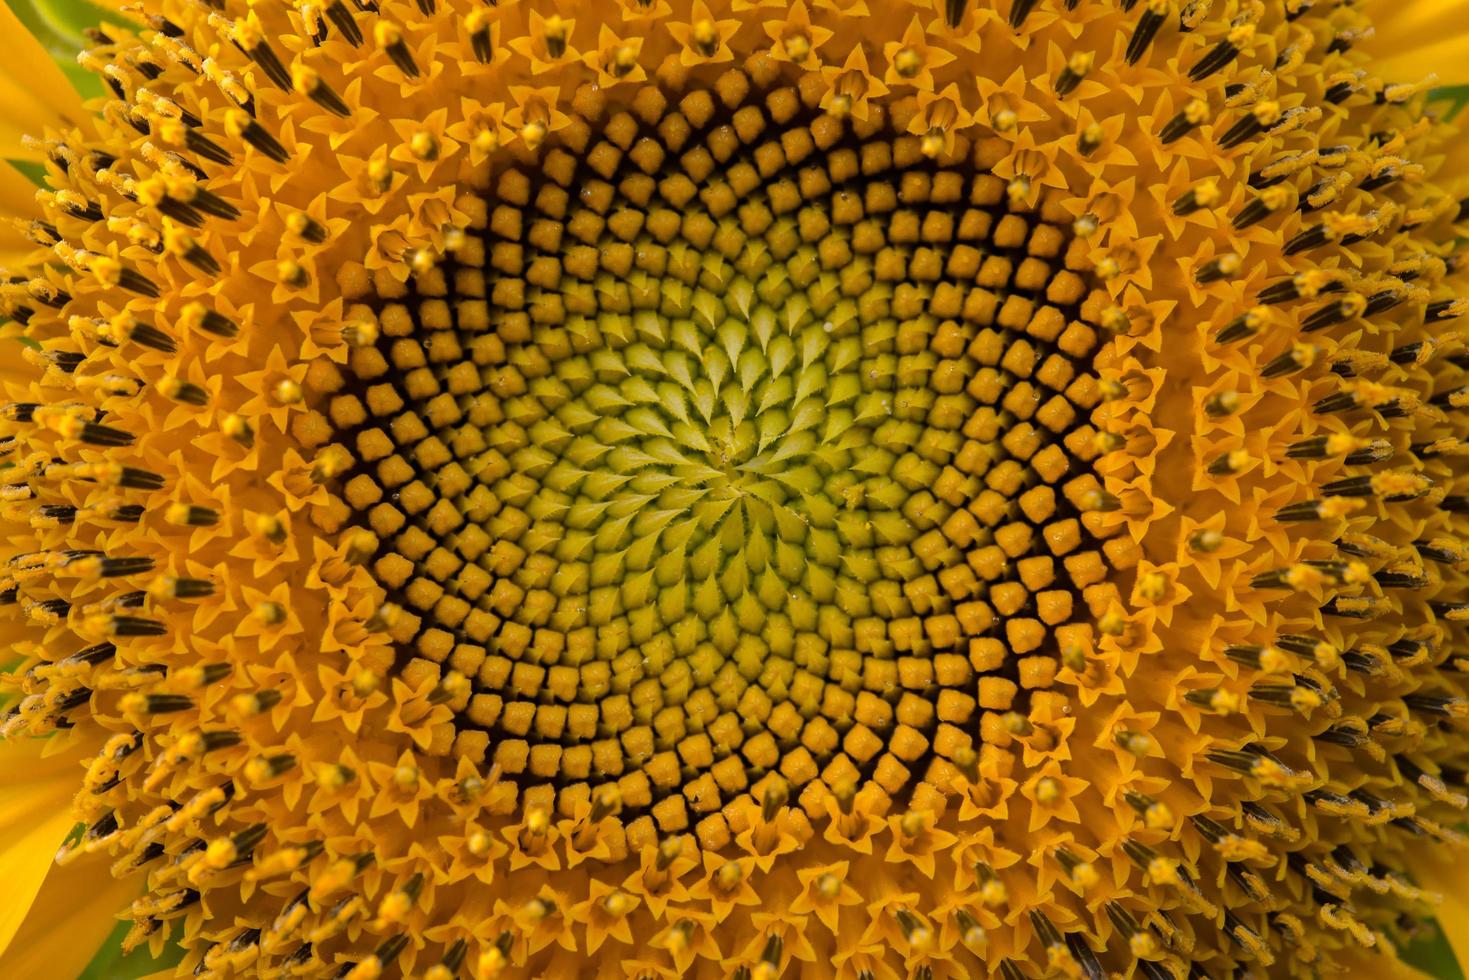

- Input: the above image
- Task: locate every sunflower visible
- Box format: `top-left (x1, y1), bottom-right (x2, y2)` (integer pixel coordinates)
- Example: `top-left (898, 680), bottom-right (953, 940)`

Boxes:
top-left (1, 0), bottom-right (1468, 976)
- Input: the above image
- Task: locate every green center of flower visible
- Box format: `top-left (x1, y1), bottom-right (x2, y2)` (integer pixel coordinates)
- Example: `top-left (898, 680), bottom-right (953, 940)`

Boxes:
top-left (333, 71), bottom-right (1108, 821)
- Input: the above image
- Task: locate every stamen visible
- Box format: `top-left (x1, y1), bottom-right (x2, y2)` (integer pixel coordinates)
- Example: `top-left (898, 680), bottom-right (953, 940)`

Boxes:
top-left (291, 64), bottom-right (350, 117)
top-left (374, 22), bottom-right (419, 78)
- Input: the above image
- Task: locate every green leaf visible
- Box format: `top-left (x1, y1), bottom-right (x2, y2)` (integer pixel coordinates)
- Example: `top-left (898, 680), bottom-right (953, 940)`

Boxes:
top-left (77, 920), bottom-right (185, 980)
top-left (2, 0), bottom-right (122, 100)
top-left (1430, 84), bottom-right (1469, 121)
top-left (7, 159), bottom-right (48, 187)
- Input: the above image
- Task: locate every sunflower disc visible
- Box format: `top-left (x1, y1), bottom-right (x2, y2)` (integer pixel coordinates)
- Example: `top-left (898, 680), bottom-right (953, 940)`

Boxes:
top-left (0, 0), bottom-right (1467, 978)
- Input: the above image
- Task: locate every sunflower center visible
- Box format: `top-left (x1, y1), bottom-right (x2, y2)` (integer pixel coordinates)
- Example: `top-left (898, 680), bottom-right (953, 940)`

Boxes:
top-left (332, 68), bottom-right (1109, 824)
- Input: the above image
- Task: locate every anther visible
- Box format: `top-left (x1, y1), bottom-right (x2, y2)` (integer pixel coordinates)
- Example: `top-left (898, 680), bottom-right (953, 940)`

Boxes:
top-left (1233, 185), bottom-right (1290, 229)
top-left (374, 22), bottom-right (419, 78)
top-left (72, 554), bottom-right (156, 580)
top-left (691, 19), bottom-right (720, 57)
top-left (409, 130), bottom-right (439, 161)
top-left (1251, 149), bottom-right (1317, 189)
top-left (1053, 52), bottom-right (1093, 97)
top-left (894, 908), bottom-right (933, 950)
top-left (1008, 0), bottom-right (1040, 29)
top-left (1006, 175), bottom-right (1031, 207)
top-left (1259, 269), bottom-right (1343, 305)
top-left (104, 312), bottom-right (176, 352)
top-left (1115, 730), bottom-right (1154, 755)
top-left (891, 46), bottom-right (923, 79)
top-left (1216, 306), bottom-right (1268, 344)
top-left (427, 671), bottom-right (470, 705)
top-left (951, 746), bottom-right (980, 784)
top-left (245, 753), bottom-right (299, 784)
top-left (164, 502), bottom-right (219, 526)
top-left (1274, 498), bottom-right (1363, 523)
top-left (229, 18), bottom-right (292, 90)
top-left (252, 513), bottom-right (288, 545)
top-left (1171, 179), bottom-right (1220, 216)
top-left (1207, 449), bottom-right (1250, 475)
top-left (1218, 101), bottom-right (1280, 150)
top-left (1079, 489), bottom-right (1121, 512)
top-left (1427, 299), bottom-right (1468, 323)
top-left (1160, 98), bottom-right (1208, 143)
top-left (291, 64), bottom-right (350, 117)
top-left (1190, 22), bottom-right (1253, 80)
top-left (1195, 253), bottom-right (1241, 284)
top-left (1260, 342), bottom-right (1318, 378)
top-left (1302, 293), bottom-right (1366, 332)
top-left (541, 15), bottom-right (569, 59)
top-left (466, 9), bottom-right (493, 64)
top-left (608, 43), bottom-right (638, 77)
top-left (274, 378), bottom-right (303, 404)
top-left (322, 1), bottom-right (363, 45)
top-left (342, 319), bottom-right (379, 348)
top-left (1203, 390), bottom-right (1240, 417)
top-left (1076, 123), bottom-right (1104, 156)
top-left (1185, 688), bottom-right (1239, 714)
top-left (358, 159), bottom-right (393, 200)
top-left (366, 602), bottom-right (402, 632)
top-left (122, 692), bottom-right (194, 715)
top-left (1126, 0), bottom-right (1170, 65)
top-left (160, 376), bottom-right (209, 406)
top-left (150, 575), bottom-right (214, 599)
top-left (53, 189), bottom-right (103, 222)
top-left (276, 260), bottom-right (310, 288)
top-left (1323, 470), bottom-right (1432, 501)
top-left (341, 529), bottom-right (378, 564)
top-left (222, 414), bottom-right (253, 447)
top-left (225, 109), bottom-right (289, 163)
top-left (373, 873), bottom-right (424, 927)
top-left (655, 836), bottom-right (684, 872)
top-left (430, 940), bottom-right (469, 980)
top-left (230, 690), bottom-right (282, 719)
top-left (181, 127), bottom-right (234, 167)
top-left (286, 211), bottom-right (326, 243)
top-left (255, 601), bottom-right (286, 626)
top-left (89, 255), bottom-right (160, 297)
top-left (1284, 433), bottom-right (1366, 460)
top-left (177, 302), bottom-right (237, 340)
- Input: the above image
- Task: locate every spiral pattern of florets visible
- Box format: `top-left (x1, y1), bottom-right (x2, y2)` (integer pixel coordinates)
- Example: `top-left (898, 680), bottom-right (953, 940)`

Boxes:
top-left (0, 0), bottom-right (1467, 977)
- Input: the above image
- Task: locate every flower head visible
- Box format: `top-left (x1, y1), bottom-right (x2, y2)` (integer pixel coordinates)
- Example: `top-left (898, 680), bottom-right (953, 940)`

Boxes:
top-left (1, 0), bottom-right (1469, 977)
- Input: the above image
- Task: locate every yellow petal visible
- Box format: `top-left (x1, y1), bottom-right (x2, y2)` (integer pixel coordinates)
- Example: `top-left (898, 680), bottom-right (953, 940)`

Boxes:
top-left (0, 845), bottom-right (142, 979)
top-left (1363, 0), bottom-right (1469, 86)
top-left (0, 2), bottom-right (88, 160)
top-left (0, 161), bottom-right (40, 265)
top-left (1406, 848), bottom-right (1469, 980)
top-left (1336, 947), bottom-right (1442, 980)
top-left (0, 736), bottom-right (87, 961)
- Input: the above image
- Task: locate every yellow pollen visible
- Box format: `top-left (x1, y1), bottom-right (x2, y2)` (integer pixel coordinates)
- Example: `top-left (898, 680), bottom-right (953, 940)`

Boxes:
top-left (893, 48), bottom-right (922, 77)
top-left (410, 130), bottom-right (440, 161)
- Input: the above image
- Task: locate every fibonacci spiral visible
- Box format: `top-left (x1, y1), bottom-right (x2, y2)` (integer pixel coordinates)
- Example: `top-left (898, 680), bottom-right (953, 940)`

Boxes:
top-left (1, 0), bottom-right (1468, 977)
